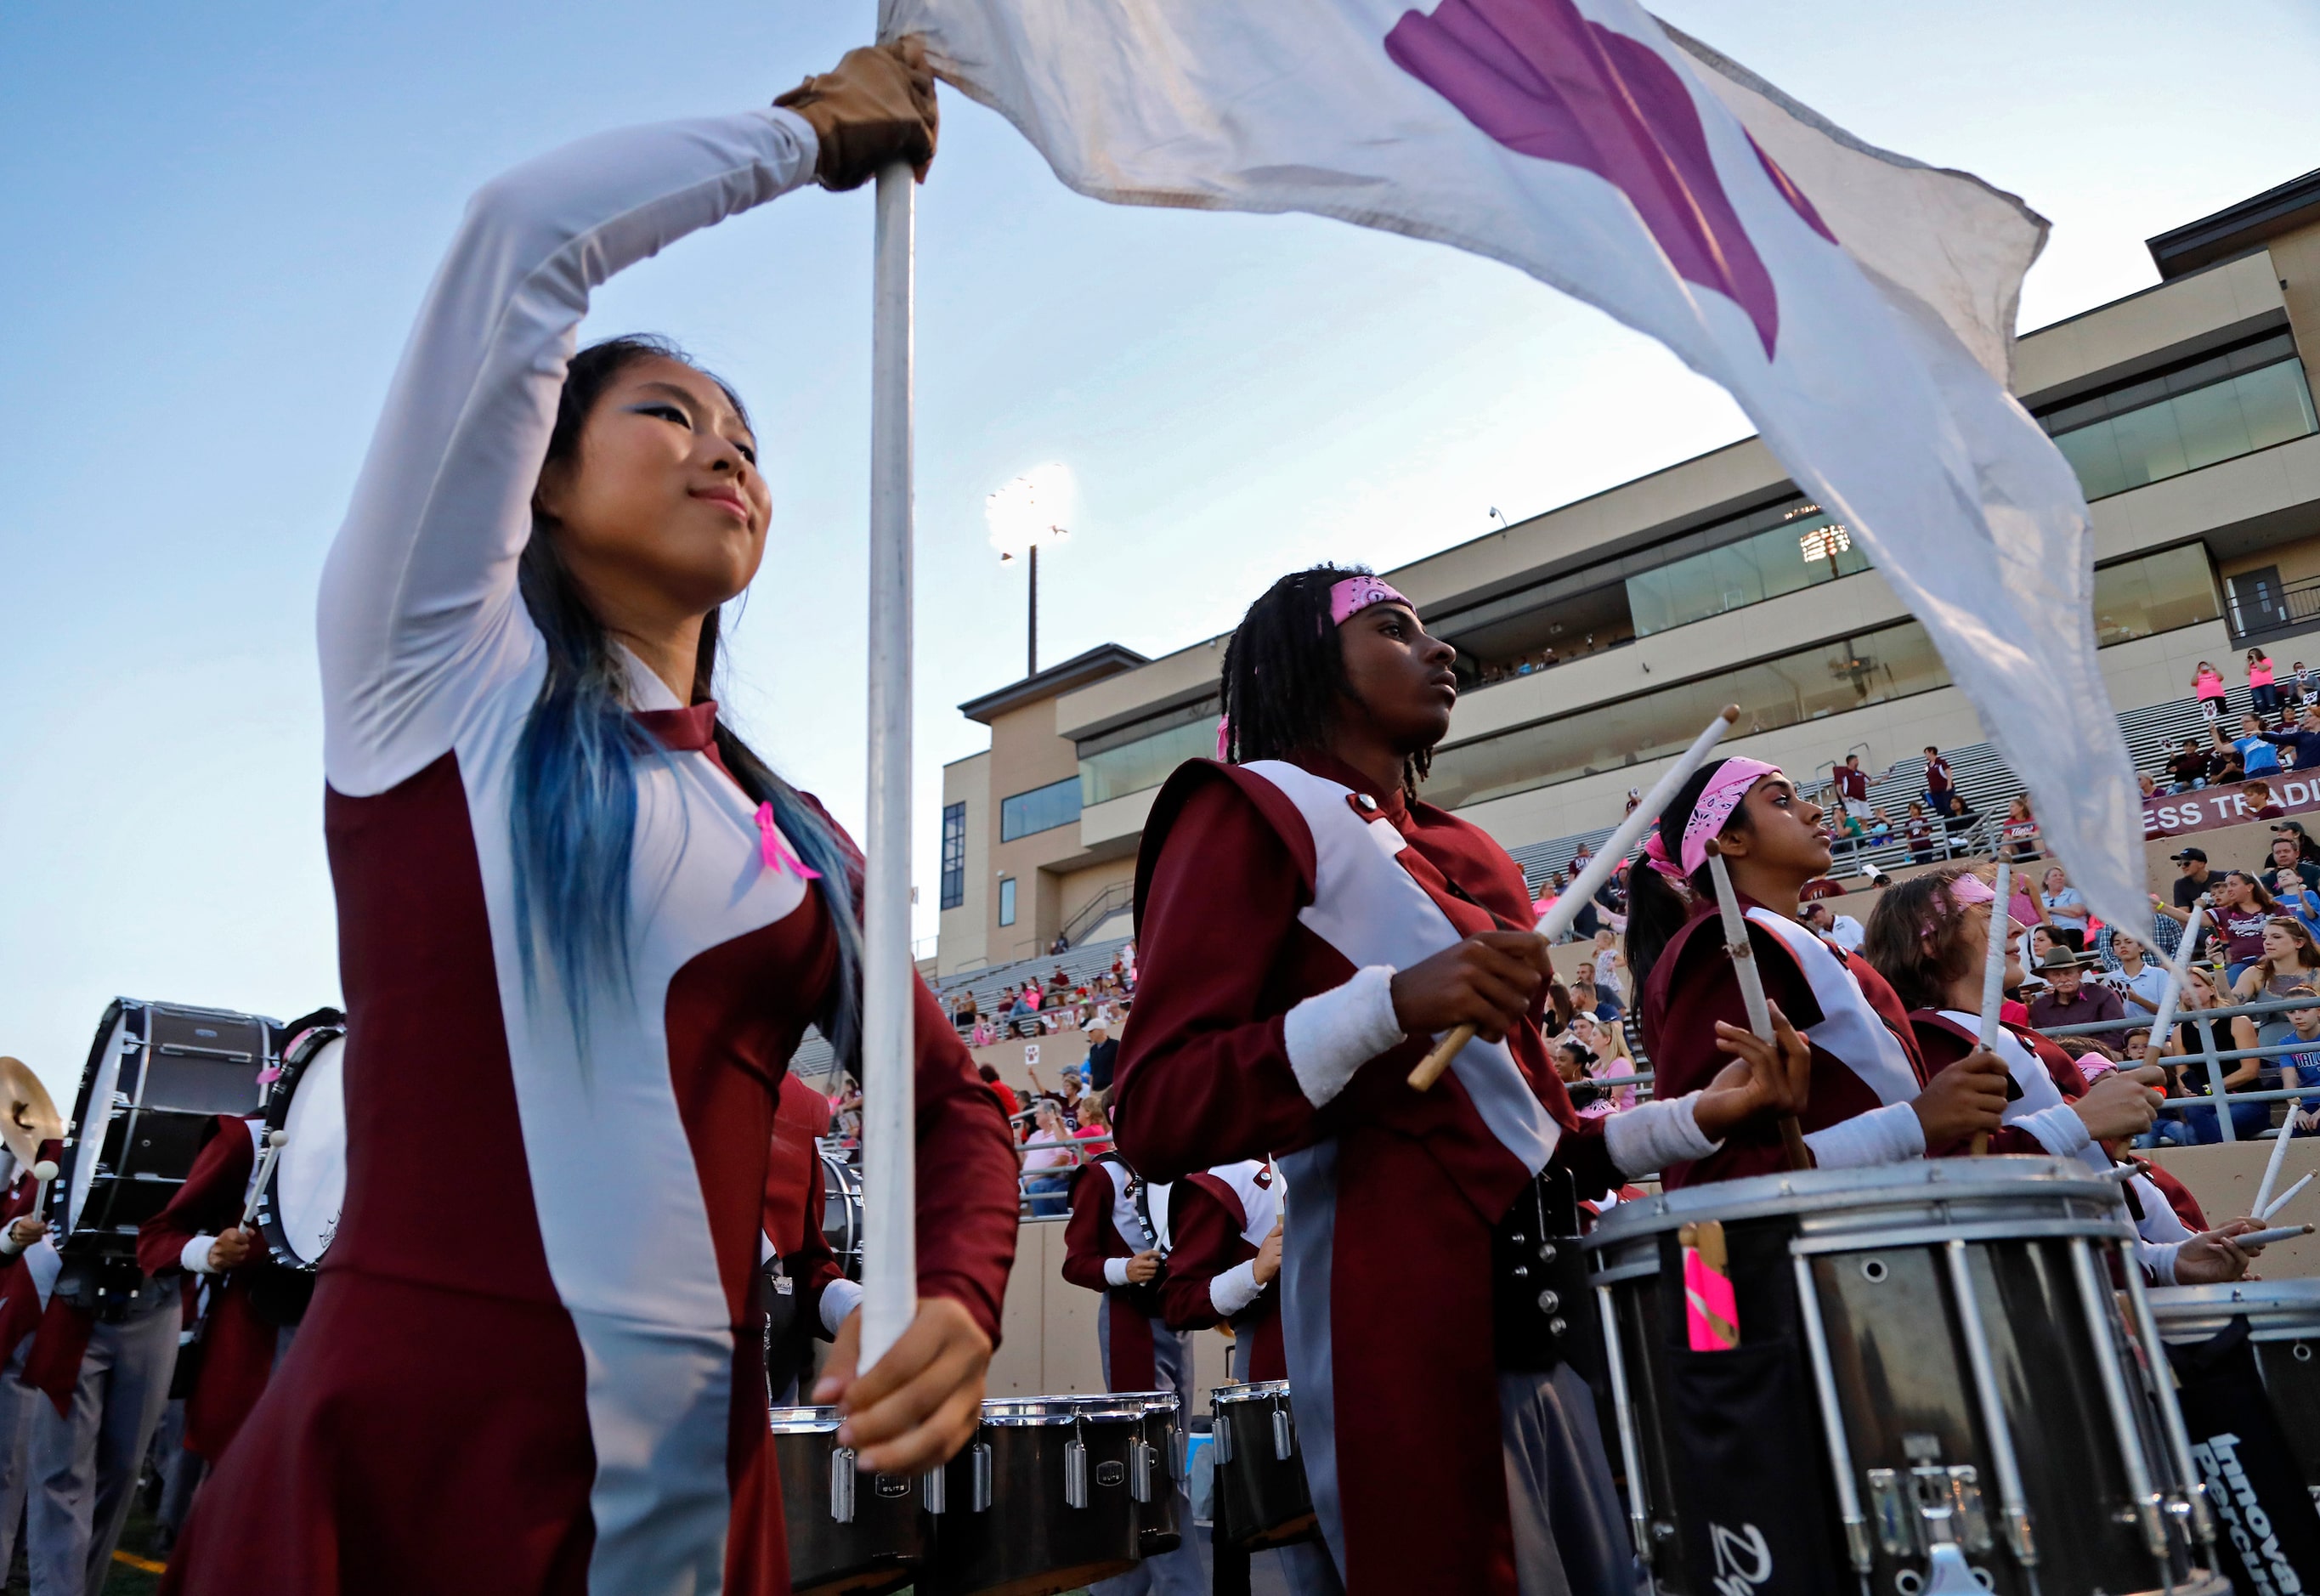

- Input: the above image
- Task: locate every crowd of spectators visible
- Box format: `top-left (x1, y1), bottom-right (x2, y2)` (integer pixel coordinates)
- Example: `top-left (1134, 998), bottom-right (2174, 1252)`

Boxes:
top-left (947, 948), bottom-right (1137, 1044)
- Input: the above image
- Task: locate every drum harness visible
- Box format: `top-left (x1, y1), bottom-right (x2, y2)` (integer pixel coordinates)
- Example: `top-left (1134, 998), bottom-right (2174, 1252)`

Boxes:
top-left (1493, 1167), bottom-right (1596, 1376)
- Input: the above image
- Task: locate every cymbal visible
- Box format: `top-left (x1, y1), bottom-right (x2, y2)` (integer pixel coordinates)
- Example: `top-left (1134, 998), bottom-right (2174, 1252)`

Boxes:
top-left (0, 1060), bottom-right (64, 1171)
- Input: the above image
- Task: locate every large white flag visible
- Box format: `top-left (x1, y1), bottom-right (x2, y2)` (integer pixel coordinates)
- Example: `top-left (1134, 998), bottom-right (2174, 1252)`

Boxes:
top-left (891, 0), bottom-right (2147, 934)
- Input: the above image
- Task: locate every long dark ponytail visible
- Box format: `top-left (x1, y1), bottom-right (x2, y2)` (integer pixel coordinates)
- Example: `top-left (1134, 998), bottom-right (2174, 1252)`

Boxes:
top-left (511, 336), bottom-right (862, 1075)
top-left (1622, 757), bottom-right (1756, 1005)
top-left (1219, 565), bottom-right (1432, 800)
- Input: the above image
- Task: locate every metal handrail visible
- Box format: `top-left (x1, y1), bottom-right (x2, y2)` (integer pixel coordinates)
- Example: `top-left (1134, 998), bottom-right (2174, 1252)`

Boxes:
top-left (2042, 990), bottom-right (2320, 1144)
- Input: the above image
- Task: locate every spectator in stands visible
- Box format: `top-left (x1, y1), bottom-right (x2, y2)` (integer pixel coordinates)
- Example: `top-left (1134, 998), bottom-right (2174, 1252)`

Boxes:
top-left (2104, 933), bottom-right (2169, 1018)
top-left (2244, 778), bottom-right (2287, 820)
top-left (2249, 647), bottom-right (2281, 720)
top-left (976, 1063), bottom-right (1021, 1120)
top-left (2275, 988), bottom-right (2320, 1133)
top-left (1832, 753), bottom-right (1871, 823)
top-left (2025, 945), bottom-right (2128, 1043)
top-left (2193, 660), bottom-right (2228, 725)
top-left (1568, 976), bottom-right (1621, 1024)
top-left (1084, 1022), bottom-right (1118, 1093)
top-left (2171, 960), bottom-right (2271, 1145)
top-left (2040, 864), bottom-right (2091, 951)
top-left (2229, 917), bottom-right (2320, 1061)
top-left (2168, 737), bottom-right (2214, 792)
top-left (1903, 800), bottom-right (1939, 863)
top-left (2171, 846), bottom-right (2215, 911)
top-left (1921, 745), bottom-right (1962, 818)
top-left (2000, 795), bottom-right (2040, 863)
top-left (2139, 773), bottom-right (2159, 800)
top-left (1865, 806), bottom-right (1893, 843)
top-left (2255, 701), bottom-right (2320, 769)
top-left (2215, 711), bottom-right (2283, 781)
top-left (951, 990), bottom-right (980, 1030)
top-left (1799, 899), bottom-right (1864, 954)
top-left (1020, 1098), bottom-right (1078, 1216)
top-left (1071, 1094), bottom-right (1116, 1157)
top-left (1589, 928), bottom-right (1628, 999)
top-left (1798, 874), bottom-right (1847, 903)
top-left (2157, 869), bottom-right (2279, 980)
top-left (2298, 662), bottom-right (2320, 710)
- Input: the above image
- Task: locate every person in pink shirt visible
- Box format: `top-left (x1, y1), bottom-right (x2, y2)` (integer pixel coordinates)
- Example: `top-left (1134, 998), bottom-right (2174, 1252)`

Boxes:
top-left (2249, 648), bottom-right (2281, 721)
top-left (2193, 660), bottom-right (2228, 724)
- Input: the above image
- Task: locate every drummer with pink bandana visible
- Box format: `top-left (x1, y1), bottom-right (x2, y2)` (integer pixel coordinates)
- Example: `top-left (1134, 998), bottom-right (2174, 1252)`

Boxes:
top-left (1625, 756), bottom-right (2012, 1186)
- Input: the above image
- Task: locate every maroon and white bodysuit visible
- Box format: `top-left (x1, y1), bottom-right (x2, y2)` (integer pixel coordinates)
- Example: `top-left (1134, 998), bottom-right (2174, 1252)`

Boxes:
top-left (162, 106), bottom-right (1021, 1596)
top-left (1116, 755), bottom-right (1720, 1596)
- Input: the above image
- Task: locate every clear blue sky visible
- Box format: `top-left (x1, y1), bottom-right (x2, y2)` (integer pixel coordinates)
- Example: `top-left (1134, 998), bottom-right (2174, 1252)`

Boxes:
top-left (3, 1), bottom-right (2315, 1100)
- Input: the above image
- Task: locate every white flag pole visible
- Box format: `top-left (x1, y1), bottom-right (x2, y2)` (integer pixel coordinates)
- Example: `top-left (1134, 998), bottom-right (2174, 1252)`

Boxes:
top-left (858, 133), bottom-right (918, 1372)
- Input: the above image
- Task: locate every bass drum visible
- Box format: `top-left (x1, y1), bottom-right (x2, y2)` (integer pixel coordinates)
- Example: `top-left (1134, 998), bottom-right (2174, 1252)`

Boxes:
top-left (256, 1024), bottom-right (348, 1274)
top-left (821, 1148), bottom-right (863, 1282)
top-left (56, 999), bottom-right (276, 1261)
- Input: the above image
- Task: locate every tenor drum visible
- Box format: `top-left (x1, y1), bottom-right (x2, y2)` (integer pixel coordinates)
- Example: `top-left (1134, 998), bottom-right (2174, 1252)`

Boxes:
top-left (1587, 1157), bottom-right (2226, 1596)
top-left (820, 1147), bottom-right (863, 1282)
top-left (2147, 1281), bottom-right (2320, 1588)
top-left (257, 1024), bottom-right (348, 1273)
top-left (770, 1406), bottom-right (929, 1596)
top-left (924, 1394), bottom-right (1179, 1595)
top-left (1209, 1381), bottom-right (1318, 1553)
top-left (56, 999), bottom-right (276, 1262)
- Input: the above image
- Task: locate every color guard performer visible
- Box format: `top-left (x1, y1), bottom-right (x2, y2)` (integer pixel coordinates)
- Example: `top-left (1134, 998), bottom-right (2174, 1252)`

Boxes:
top-left (1061, 1133), bottom-right (1204, 1596)
top-left (1624, 756), bottom-right (2011, 1185)
top-left (1116, 567), bottom-right (1808, 1596)
top-left (162, 40), bottom-right (1021, 1596)
top-left (1864, 866), bottom-right (2257, 1283)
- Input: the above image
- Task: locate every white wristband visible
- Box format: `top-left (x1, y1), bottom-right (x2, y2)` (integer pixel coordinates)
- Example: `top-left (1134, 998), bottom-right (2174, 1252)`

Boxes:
top-left (1103, 1256), bottom-right (1132, 1288)
top-left (2016, 1102), bottom-right (2093, 1158)
top-left (820, 1278), bottom-right (863, 1336)
top-left (1603, 1094), bottom-right (1722, 1178)
top-left (1282, 966), bottom-right (1405, 1108)
top-left (1803, 1101), bottom-right (1927, 1169)
top-left (1209, 1259), bottom-right (1264, 1319)
top-left (0, 1225), bottom-right (23, 1259)
top-left (2137, 1238), bottom-right (2181, 1287)
top-left (181, 1234), bottom-right (221, 1276)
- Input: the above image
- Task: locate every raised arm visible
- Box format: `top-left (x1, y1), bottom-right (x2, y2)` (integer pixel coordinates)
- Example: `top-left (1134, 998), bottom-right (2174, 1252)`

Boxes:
top-left (319, 108), bottom-right (821, 794)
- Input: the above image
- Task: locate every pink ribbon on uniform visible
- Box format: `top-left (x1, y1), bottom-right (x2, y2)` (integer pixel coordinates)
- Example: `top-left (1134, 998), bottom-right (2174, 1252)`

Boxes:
top-left (755, 803), bottom-right (821, 880)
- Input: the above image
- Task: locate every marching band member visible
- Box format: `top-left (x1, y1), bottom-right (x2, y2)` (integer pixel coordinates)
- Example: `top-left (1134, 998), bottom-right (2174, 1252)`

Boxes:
top-left (1060, 1129), bottom-right (1203, 1596)
top-left (1625, 757), bottom-right (2011, 1186)
top-left (1115, 567), bottom-right (1807, 1596)
top-left (760, 1074), bottom-right (856, 1405)
top-left (0, 1154), bottom-right (44, 1579)
top-left (163, 41), bottom-right (1021, 1596)
top-left (1156, 1160), bottom-right (1281, 1384)
top-left (1863, 867), bottom-right (2256, 1284)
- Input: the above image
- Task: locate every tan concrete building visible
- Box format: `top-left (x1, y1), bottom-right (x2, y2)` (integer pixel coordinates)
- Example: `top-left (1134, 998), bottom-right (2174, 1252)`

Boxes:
top-left (936, 171), bottom-right (2320, 976)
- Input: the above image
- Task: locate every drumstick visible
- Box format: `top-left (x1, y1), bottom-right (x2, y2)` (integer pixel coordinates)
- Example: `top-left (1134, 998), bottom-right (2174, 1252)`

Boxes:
top-left (239, 1129), bottom-right (287, 1230)
top-left (2260, 1170), bottom-right (2314, 1222)
top-left (30, 1160), bottom-right (55, 1232)
top-left (1704, 843), bottom-right (1809, 1172)
top-left (1408, 706), bottom-right (1739, 1092)
top-left (2254, 1112), bottom-right (2300, 1220)
top-left (2234, 1223), bottom-right (2313, 1250)
top-left (1971, 860), bottom-right (2012, 1157)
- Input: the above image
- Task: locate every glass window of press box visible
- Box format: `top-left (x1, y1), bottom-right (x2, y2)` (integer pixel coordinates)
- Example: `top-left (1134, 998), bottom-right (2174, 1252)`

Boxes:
top-left (939, 802), bottom-right (966, 910)
top-left (999, 776), bottom-right (1081, 842)
top-left (1424, 545), bottom-right (2217, 808)
top-left (2038, 329), bottom-right (2317, 501)
top-left (1077, 699), bottom-right (1221, 808)
top-left (1625, 501), bottom-right (1870, 637)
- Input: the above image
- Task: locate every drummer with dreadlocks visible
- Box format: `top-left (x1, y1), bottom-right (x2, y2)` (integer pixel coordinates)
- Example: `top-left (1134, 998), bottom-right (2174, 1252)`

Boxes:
top-left (1113, 565), bottom-right (1810, 1596)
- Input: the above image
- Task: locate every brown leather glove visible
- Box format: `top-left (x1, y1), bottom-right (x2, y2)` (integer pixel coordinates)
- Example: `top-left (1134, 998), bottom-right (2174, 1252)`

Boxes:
top-left (775, 37), bottom-right (938, 191)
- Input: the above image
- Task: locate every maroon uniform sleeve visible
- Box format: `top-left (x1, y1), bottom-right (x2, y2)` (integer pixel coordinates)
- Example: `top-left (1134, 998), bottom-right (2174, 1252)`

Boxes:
top-left (782, 1152), bottom-right (846, 1338)
top-left (2142, 1160), bottom-right (2210, 1233)
top-left (137, 1118), bottom-right (255, 1278)
top-left (1158, 1179), bottom-right (1248, 1333)
top-left (1060, 1163), bottom-right (1116, 1295)
top-left (1113, 780), bottom-right (1323, 1180)
top-left (1910, 1019), bottom-right (2049, 1159)
top-left (908, 976), bottom-right (1023, 1344)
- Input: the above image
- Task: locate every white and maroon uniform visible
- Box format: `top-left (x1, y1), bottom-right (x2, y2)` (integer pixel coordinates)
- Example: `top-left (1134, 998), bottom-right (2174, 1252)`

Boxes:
top-left (162, 107), bottom-right (1020, 1596)
top-left (1157, 1161), bottom-right (1282, 1383)
top-left (1117, 756), bottom-right (1713, 1596)
top-left (1060, 1155), bottom-right (1181, 1391)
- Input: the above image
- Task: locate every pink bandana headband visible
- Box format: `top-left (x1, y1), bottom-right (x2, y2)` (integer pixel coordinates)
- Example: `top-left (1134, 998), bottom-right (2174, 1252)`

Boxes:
top-left (1640, 758), bottom-right (1780, 880)
top-left (1329, 575), bottom-right (1409, 626)
top-left (1921, 870), bottom-right (1995, 938)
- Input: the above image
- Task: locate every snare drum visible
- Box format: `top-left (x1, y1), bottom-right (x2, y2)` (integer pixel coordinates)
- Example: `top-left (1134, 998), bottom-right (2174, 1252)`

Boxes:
top-left (769, 1406), bottom-right (929, 1596)
top-left (1587, 1157), bottom-right (2225, 1596)
top-left (820, 1146), bottom-right (863, 1282)
top-left (56, 999), bottom-right (277, 1261)
top-left (2148, 1281), bottom-right (2320, 1587)
top-left (924, 1394), bottom-right (1179, 1595)
top-left (1209, 1381), bottom-right (1318, 1553)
